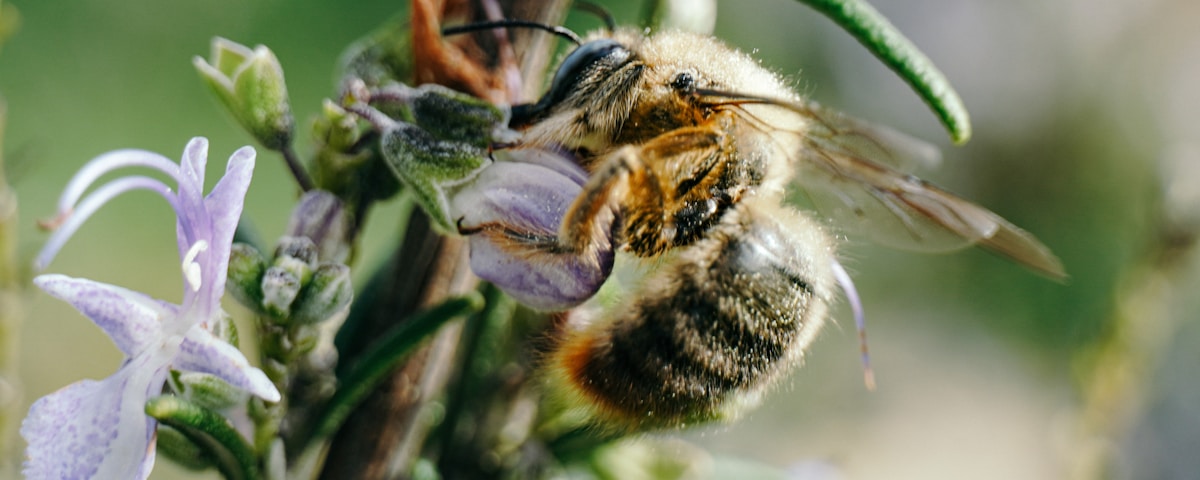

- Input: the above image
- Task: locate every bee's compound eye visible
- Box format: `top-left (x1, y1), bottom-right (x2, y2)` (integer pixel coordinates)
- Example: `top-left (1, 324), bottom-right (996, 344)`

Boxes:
top-left (544, 39), bottom-right (630, 107)
top-left (671, 72), bottom-right (695, 93)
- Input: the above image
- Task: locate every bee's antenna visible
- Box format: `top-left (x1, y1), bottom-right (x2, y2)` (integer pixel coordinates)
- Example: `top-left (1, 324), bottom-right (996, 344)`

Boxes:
top-left (574, 1), bottom-right (617, 32)
top-left (442, 20), bottom-right (583, 46)
top-left (831, 259), bottom-right (875, 391)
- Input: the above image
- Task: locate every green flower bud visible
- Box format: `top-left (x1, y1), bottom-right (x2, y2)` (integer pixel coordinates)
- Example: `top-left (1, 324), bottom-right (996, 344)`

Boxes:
top-left (261, 266), bottom-right (302, 320)
top-left (194, 37), bottom-right (294, 150)
top-left (312, 100), bottom-right (401, 204)
top-left (170, 371), bottom-right (249, 411)
top-left (315, 99), bottom-right (365, 152)
top-left (290, 263), bottom-right (352, 325)
top-left (226, 242), bottom-right (267, 311)
top-left (274, 236), bottom-right (318, 273)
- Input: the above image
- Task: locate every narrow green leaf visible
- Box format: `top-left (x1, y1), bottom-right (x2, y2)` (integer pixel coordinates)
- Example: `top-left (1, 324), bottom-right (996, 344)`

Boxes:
top-left (156, 424), bottom-right (217, 472)
top-left (307, 293), bottom-right (484, 445)
top-left (798, 0), bottom-right (972, 144)
top-left (146, 396), bottom-right (261, 480)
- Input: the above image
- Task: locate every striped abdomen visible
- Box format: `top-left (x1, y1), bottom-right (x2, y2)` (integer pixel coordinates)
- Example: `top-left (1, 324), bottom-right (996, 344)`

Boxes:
top-left (547, 200), bottom-right (834, 430)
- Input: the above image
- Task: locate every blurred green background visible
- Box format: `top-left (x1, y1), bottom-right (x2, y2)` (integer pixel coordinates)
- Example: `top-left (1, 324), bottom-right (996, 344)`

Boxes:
top-left (1, 0), bottom-right (1198, 478)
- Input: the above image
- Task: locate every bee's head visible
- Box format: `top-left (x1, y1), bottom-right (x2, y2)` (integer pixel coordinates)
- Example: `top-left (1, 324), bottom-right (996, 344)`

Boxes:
top-left (515, 30), bottom-right (795, 154)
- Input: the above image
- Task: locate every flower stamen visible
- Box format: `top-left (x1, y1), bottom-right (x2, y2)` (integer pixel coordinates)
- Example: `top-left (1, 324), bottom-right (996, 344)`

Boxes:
top-left (182, 240), bottom-right (209, 292)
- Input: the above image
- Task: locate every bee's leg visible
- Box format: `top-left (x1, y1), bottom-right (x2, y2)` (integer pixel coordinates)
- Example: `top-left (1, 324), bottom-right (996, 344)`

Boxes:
top-left (560, 122), bottom-right (746, 257)
top-left (453, 160), bottom-right (616, 311)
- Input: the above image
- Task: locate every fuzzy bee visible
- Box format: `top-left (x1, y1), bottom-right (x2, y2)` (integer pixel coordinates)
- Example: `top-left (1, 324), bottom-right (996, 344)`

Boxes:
top-left (378, 23), bottom-right (1065, 431)
top-left (465, 26), bottom-right (1065, 431)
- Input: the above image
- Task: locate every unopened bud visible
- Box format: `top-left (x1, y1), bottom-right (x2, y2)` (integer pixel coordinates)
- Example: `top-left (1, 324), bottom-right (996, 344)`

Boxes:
top-left (261, 266), bottom-right (302, 320)
top-left (290, 263), bottom-right (353, 325)
top-left (194, 37), bottom-right (294, 149)
top-left (284, 191), bottom-right (351, 264)
top-left (171, 371), bottom-right (248, 411)
top-left (226, 242), bottom-right (267, 311)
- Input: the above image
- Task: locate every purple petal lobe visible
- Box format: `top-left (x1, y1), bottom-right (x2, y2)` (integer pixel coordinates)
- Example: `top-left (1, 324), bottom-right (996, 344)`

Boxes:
top-left (492, 147), bottom-right (588, 185)
top-left (454, 162), bottom-right (613, 310)
top-left (22, 348), bottom-right (173, 480)
top-left (176, 326), bottom-right (281, 402)
top-left (33, 275), bottom-right (168, 357)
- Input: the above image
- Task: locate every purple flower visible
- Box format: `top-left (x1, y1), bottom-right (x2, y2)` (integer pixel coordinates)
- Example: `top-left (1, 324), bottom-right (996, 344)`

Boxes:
top-left (451, 147), bottom-right (614, 311)
top-left (22, 138), bottom-right (281, 479)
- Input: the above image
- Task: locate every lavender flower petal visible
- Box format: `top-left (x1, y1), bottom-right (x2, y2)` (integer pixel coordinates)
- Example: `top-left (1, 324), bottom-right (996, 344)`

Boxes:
top-left (176, 327), bottom-right (281, 402)
top-left (22, 346), bottom-right (175, 480)
top-left (170, 139), bottom-right (210, 261)
top-left (25, 137), bottom-right (269, 480)
top-left (33, 274), bottom-right (169, 358)
top-left (454, 161), bottom-right (614, 311)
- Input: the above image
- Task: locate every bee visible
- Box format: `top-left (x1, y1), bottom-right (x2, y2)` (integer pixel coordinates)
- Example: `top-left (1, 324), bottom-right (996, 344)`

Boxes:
top-left (446, 25), bottom-right (1065, 430)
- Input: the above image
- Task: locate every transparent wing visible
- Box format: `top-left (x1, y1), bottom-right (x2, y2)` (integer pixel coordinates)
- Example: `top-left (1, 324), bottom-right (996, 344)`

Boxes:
top-left (782, 101), bottom-right (1066, 279)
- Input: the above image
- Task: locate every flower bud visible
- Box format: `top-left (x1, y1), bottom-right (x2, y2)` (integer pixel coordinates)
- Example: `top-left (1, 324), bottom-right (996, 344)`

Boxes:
top-left (314, 99), bottom-right (365, 152)
top-left (226, 242), bottom-right (267, 311)
top-left (194, 37), bottom-right (294, 150)
top-left (284, 191), bottom-right (351, 265)
top-left (261, 266), bottom-right (302, 320)
top-left (274, 236), bottom-right (318, 272)
top-left (170, 371), bottom-right (249, 411)
top-left (290, 263), bottom-right (353, 325)
top-left (312, 101), bottom-right (402, 204)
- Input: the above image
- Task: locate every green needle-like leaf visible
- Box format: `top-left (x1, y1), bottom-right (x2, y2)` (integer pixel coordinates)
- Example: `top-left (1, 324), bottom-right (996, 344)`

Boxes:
top-left (307, 293), bottom-right (484, 446)
top-left (146, 396), bottom-right (261, 480)
top-left (798, 0), bottom-right (972, 144)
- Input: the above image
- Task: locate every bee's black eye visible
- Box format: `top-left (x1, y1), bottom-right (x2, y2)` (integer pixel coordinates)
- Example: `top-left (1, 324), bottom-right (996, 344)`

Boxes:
top-left (671, 72), bottom-right (695, 93)
top-left (545, 39), bottom-right (629, 106)
top-left (512, 39), bottom-right (631, 126)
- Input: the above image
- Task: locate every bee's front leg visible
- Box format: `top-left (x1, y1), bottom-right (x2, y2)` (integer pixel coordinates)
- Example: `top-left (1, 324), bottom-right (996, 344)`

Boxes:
top-left (453, 150), bottom-right (617, 312)
top-left (561, 121), bottom-right (741, 258)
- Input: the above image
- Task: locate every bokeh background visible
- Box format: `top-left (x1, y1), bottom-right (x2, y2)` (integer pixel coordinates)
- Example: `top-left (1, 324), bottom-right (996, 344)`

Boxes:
top-left (1, 0), bottom-right (1197, 478)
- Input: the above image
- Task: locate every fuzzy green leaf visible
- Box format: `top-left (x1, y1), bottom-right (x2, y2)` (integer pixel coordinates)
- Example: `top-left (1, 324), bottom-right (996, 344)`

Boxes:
top-left (145, 395), bottom-right (261, 480)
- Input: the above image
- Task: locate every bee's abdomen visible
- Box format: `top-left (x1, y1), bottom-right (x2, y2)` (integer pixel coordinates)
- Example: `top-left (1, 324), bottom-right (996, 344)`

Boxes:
top-left (549, 203), bottom-right (834, 430)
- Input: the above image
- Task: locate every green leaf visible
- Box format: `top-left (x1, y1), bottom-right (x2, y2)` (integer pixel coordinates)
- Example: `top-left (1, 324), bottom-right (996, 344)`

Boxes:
top-left (797, 0), bottom-right (972, 144)
top-left (156, 424), bottom-right (216, 472)
top-left (145, 395), bottom-right (261, 480)
top-left (305, 293), bottom-right (484, 446)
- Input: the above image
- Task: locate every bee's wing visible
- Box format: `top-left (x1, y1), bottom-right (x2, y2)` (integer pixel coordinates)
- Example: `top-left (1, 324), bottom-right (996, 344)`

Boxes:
top-left (789, 102), bottom-right (1066, 279)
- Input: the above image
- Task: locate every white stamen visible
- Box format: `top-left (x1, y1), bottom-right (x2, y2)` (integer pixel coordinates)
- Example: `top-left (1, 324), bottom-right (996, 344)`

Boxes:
top-left (182, 240), bottom-right (210, 292)
top-left (35, 176), bottom-right (177, 270)
top-left (57, 150), bottom-right (181, 215)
